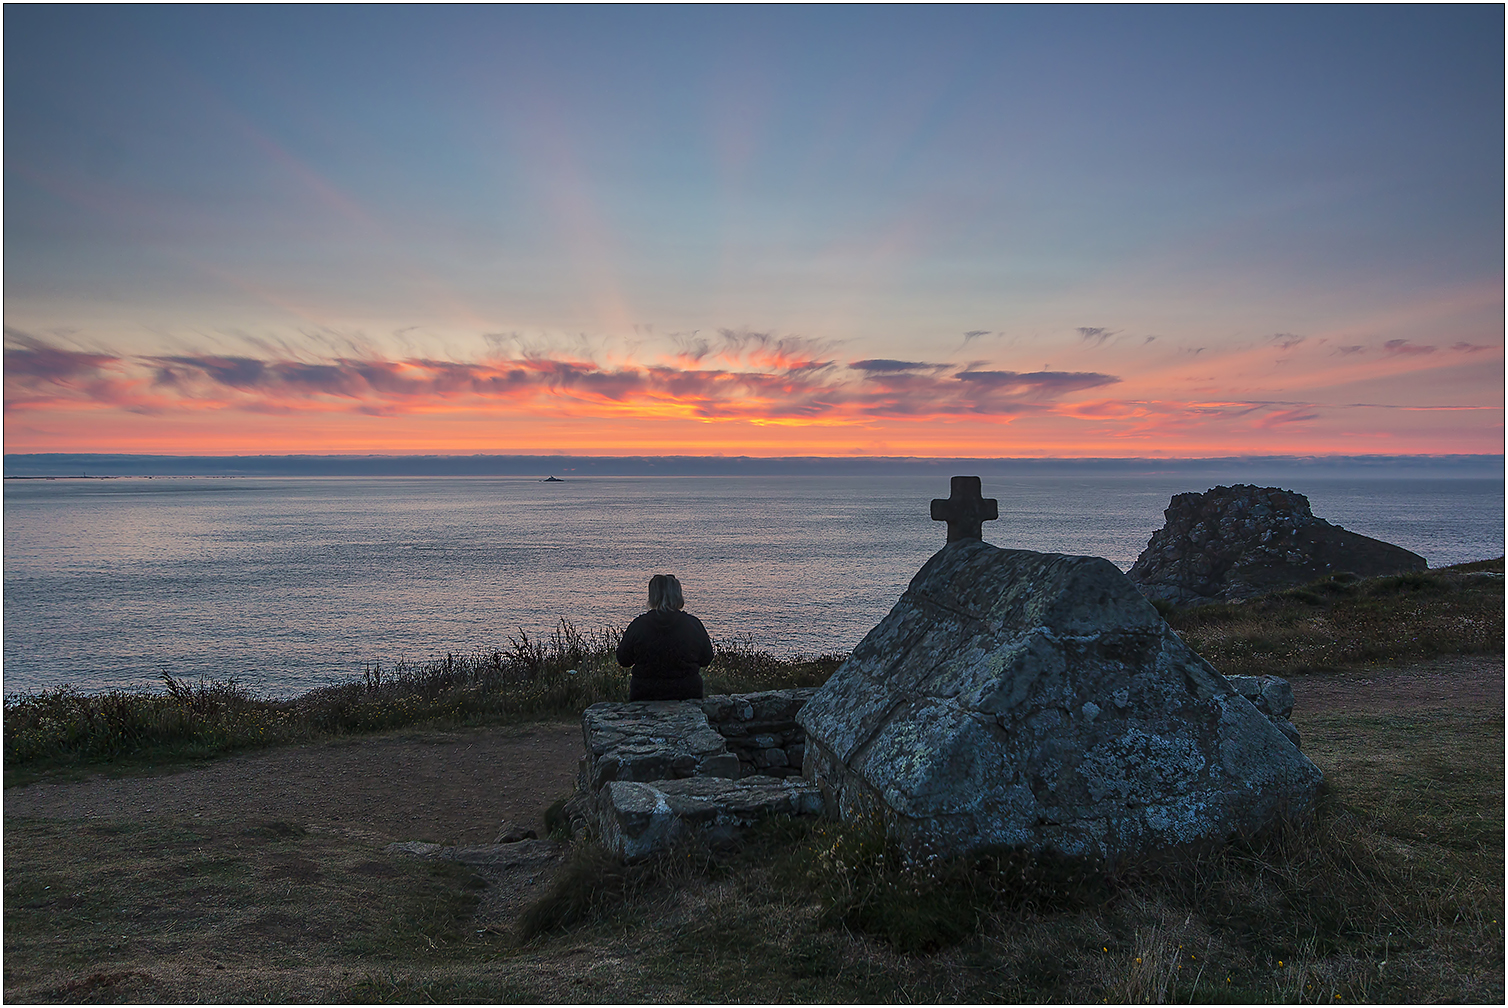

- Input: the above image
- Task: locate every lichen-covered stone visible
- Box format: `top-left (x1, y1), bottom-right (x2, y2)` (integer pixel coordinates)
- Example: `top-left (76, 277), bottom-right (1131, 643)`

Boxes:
top-left (1227, 674), bottom-right (1302, 748)
top-left (701, 688), bottom-right (816, 779)
top-left (797, 540), bottom-right (1323, 860)
top-left (598, 776), bottom-right (825, 861)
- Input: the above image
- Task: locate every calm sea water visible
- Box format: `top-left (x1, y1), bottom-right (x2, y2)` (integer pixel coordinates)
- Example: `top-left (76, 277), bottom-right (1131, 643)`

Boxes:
top-left (3, 474), bottom-right (1502, 698)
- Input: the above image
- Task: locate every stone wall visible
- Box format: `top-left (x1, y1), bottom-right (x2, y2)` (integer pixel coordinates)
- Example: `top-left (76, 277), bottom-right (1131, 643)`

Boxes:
top-left (576, 688), bottom-right (822, 860)
top-left (577, 702), bottom-right (739, 793)
top-left (597, 776), bottom-right (824, 862)
top-left (699, 688), bottom-right (814, 779)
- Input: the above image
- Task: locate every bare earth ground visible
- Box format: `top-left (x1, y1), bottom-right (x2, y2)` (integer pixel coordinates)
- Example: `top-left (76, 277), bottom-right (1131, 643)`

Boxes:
top-left (1290, 654), bottom-right (1503, 714)
top-left (2, 719), bottom-right (584, 848)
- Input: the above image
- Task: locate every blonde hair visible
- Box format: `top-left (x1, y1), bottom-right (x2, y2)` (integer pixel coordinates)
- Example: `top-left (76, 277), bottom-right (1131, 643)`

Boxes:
top-left (647, 574), bottom-right (684, 612)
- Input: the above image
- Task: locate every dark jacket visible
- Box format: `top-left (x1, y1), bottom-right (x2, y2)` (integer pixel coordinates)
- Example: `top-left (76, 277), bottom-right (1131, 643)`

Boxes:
top-left (616, 609), bottom-right (713, 700)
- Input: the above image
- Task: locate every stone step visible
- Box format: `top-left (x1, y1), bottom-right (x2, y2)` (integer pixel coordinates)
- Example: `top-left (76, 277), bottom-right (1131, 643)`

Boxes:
top-left (598, 775), bottom-right (825, 861)
top-left (385, 838), bottom-right (561, 867)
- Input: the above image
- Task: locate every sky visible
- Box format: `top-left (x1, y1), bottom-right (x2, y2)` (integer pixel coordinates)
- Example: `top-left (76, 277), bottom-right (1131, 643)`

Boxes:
top-left (4, 5), bottom-right (1503, 458)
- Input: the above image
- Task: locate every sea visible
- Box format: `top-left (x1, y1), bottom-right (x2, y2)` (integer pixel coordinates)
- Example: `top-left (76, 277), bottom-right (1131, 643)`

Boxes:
top-left (3, 473), bottom-right (1502, 699)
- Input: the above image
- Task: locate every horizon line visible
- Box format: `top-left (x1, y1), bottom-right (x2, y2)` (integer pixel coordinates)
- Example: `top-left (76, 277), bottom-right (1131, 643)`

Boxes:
top-left (7, 451), bottom-right (1503, 480)
top-left (8, 451), bottom-right (1503, 461)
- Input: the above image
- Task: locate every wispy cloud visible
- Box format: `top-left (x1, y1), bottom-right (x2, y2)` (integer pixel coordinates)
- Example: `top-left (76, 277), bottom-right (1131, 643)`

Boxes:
top-left (1383, 339), bottom-right (1436, 355)
top-left (2, 329), bottom-right (117, 380)
top-left (848, 359), bottom-right (948, 373)
top-left (1270, 333), bottom-right (1306, 351)
top-left (954, 370), bottom-right (1118, 396)
top-left (1254, 405), bottom-right (1321, 428)
top-left (1076, 326), bottom-right (1117, 347)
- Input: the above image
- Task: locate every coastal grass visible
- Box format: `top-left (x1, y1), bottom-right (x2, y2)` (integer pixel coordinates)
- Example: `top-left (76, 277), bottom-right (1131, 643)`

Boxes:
top-left (1163, 557), bottom-right (1504, 677)
top-left (5, 698), bottom-right (1500, 1002)
top-left (2, 623), bottom-right (843, 786)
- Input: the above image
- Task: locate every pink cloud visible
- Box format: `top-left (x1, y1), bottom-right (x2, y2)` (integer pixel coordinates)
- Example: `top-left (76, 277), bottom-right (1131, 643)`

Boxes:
top-left (1382, 339), bottom-right (1437, 355)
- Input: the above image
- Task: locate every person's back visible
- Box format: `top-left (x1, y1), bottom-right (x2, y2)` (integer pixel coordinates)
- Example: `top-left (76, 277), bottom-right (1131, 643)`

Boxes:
top-left (616, 574), bottom-right (713, 701)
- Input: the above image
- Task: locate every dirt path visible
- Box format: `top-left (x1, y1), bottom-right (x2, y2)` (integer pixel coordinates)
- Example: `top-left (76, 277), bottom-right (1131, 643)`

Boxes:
top-left (1289, 654), bottom-right (1502, 715)
top-left (2, 720), bottom-right (583, 845)
top-left (4, 656), bottom-right (1501, 845)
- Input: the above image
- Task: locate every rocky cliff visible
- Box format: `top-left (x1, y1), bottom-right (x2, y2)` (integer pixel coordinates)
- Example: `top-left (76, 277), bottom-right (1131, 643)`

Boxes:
top-left (1127, 484), bottom-right (1426, 606)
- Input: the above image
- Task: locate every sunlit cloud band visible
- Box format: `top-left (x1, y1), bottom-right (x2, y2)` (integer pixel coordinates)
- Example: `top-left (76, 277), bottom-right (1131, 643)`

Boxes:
top-left (4, 329), bottom-right (1119, 425)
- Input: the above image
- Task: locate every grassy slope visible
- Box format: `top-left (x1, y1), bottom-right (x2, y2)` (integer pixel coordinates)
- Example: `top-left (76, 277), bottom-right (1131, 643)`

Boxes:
top-left (6, 702), bottom-right (1500, 1003)
top-left (4, 560), bottom-right (1503, 1003)
top-left (1163, 559), bottom-right (1503, 677)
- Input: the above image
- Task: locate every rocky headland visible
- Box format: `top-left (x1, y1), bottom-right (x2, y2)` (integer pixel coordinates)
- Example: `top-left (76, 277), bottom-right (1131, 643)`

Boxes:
top-left (1128, 484), bottom-right (1427, 606)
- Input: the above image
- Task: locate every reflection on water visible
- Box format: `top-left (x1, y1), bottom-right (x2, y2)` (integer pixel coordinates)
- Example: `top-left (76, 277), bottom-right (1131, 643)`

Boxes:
top-left (3, 474), bottom-right (1502, 697)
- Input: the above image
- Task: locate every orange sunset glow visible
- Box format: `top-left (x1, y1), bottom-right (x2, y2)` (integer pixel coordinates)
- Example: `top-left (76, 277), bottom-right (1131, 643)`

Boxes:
top-left (6, 322), bottom-right (1501, 458)
top-left (4, 7), bottom-right (1502, 461)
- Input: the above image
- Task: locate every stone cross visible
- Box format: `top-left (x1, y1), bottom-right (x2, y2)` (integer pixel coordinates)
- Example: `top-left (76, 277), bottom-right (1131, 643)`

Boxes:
top-left (931, 475), bottom-right (999, 542)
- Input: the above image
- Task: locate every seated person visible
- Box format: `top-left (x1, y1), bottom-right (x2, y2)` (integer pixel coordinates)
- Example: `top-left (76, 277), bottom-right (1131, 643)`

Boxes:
top-left (615, 574), bottom-right (714, 701)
